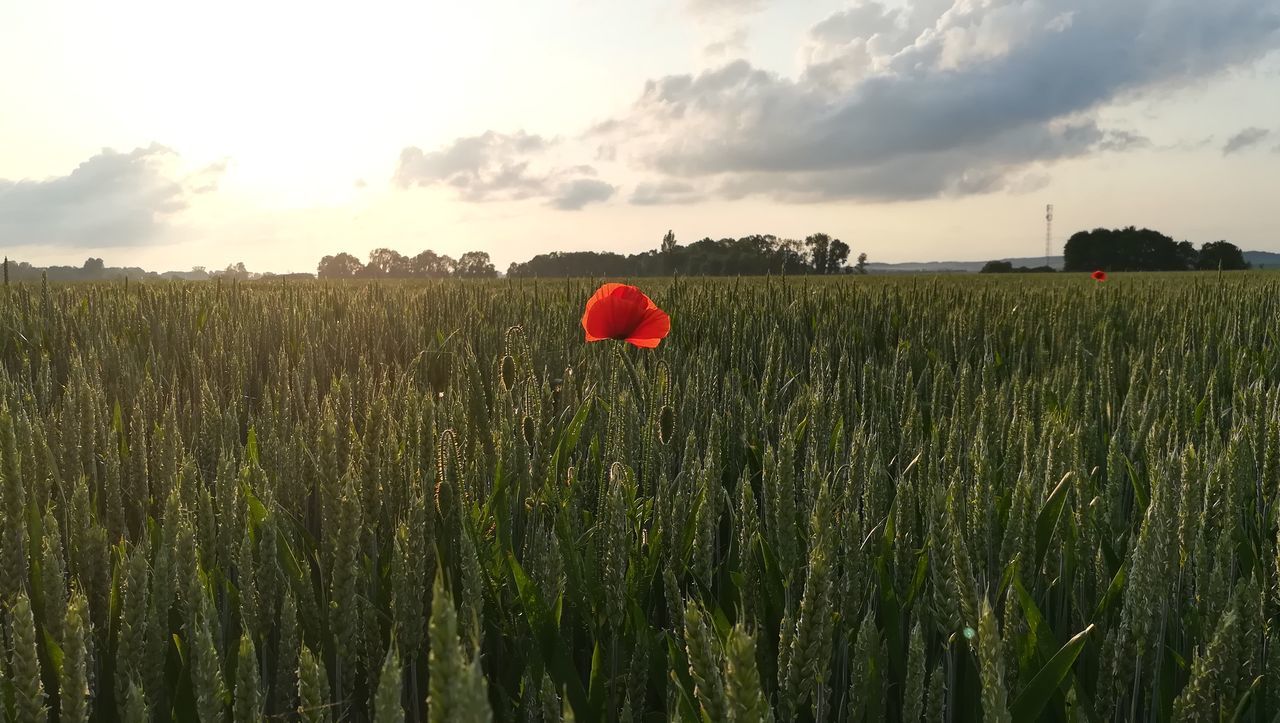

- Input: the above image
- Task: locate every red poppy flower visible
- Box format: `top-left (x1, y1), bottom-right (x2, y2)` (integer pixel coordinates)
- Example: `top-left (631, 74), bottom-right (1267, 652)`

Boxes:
top-left (1091, 270), bottom-right (1108, 282)
top-left (582, 283), bottom-right (670, 348)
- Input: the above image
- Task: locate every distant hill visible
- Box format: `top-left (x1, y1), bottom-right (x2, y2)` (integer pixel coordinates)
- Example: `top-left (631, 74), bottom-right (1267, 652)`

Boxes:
top-left (1245, 251), bottom-right (1280, 268)
top-left (0, 258), bottom-right (312, 282)
top-left (868, 251), bottom-right (1280, 273)
top-left (866, 256), bottom-right (1064, 273)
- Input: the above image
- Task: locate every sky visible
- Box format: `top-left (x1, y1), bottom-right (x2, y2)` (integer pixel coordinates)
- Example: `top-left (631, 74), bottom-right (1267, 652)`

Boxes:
top-left (1, 0), bottom-right (1278, 274)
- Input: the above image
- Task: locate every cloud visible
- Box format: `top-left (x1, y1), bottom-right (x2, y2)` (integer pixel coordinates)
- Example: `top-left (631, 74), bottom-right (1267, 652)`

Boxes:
top-left (551, 179), bottom-right (616, 210)
top-left (686, 0), bottom-right (768, 17)
top-left (704, 28), bottom-right (749, 58)
top-left (394, 131), bottom-right (551, 201)
top-left (596, 0), bottom-right (1280, 202)
top-left (630, 179), bottom-right (705, 205)
top-left (1222, 126), bottom-right (1271, 154)
top-left (1098, 129), bottom-right (1152, 152)
top-left (715, 120), bottom-right (1104, 202)
top-left (394, 131), bottom-right (614, 210)
top-left (0, 144), bottom-right (220, 248)
top-left (801, 1), bottom-right (912, 89)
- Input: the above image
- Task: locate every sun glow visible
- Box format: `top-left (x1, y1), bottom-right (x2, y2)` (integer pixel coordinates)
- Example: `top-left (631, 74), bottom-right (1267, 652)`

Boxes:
top-left (3, 0), bottom-right (564, 200)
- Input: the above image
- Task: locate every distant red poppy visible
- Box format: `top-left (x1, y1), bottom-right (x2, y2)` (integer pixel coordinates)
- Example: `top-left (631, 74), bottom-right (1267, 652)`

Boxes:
top-left (1091, 270), bottom-right (1108, 282)
top-left (582, 283), bottom-right (670, 348)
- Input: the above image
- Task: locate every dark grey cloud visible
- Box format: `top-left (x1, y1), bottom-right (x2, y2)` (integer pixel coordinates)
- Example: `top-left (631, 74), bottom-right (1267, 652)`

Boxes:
top-left (599, 0), bottom-right (1280, 202)
top-left (551, 179), bottom-right (616, 210)
top-left (0, 144), bottom-right (218, 248)
top-left (394, 131), bottom-right (614, 210)
top-left (717, 120), bottom-right (1102, 202)
top-left (1222, 127), bottom-right (1271, 154)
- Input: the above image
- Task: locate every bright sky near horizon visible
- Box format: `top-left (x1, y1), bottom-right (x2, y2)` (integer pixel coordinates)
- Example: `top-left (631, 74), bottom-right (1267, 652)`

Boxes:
top-left (1, 0), bottom-right (1278, 274)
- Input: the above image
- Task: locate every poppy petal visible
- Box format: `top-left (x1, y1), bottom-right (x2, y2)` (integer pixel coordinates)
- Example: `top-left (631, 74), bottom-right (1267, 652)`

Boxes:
top-left (610, 290), bottom-right (651, 336)
top-left (599, 288), bottom-right (647, 338)
top-left (583, 283), bottom-right (630, 341)
top-left (626, 308), bottom-right (670, 346)
top-left (625, 335), bottom-right (663, 349)
top-left (583, 283), bottom-right (625, 318)
top-left (584, 309), bottom-right (612, 341)
top-left (581, 283), bottom-right (670, 347)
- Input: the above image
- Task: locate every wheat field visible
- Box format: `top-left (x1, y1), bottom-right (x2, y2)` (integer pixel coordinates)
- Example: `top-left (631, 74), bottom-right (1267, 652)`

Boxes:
top-left (0, 273), bottom-right (1275, 721)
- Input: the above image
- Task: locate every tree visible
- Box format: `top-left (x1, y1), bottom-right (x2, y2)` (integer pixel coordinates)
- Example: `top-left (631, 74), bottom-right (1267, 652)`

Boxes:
top-left (827, 238), bottom-right (850, 273)
top-left (367, 248), bottom-right (411, 277)
top-left (855, 252), bottom-right (868, 275)
top-left (214, 262), bottom-right (252, 280)
top-left (317, 253), bottom-right (364, 278)
top-left (980, 260), bottom-right (1014, 273)
top-left (774, 239), bottom-right (807, 274)
top-left (801, 234), bottom-right (850, 274)
top-left (661, 230), bottom-right (678, 274)
top-left (1197, 240), bottom-right (1248, 270)
top-left (411, 250), bottom-right (455, 278)
top-left (507, 251), bottom-right (631, 278)
top-left (1176, 241), bottom-right (1198, 270)
top-left (454, 251), bottom-right (497, 278)
top-left (804, 233), bottom-right (831, 274)
top-left (1063, 227), bottom-right (1194, 272)
top-left (83, 258), bottom-right (105, 272)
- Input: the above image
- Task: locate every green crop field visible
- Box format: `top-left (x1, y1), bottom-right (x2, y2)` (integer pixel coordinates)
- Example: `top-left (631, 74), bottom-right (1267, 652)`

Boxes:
top-left (0, 273), bottom-right (1276, 721)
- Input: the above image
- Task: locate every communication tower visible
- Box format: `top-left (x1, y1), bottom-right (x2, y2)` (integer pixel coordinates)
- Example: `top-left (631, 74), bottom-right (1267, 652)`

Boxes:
top-left (1045, 203), bottom-right (1054, 267)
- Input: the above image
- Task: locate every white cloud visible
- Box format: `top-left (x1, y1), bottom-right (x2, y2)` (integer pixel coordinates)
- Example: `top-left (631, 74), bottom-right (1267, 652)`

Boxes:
top-left (0, 144), bottom-right (221, 247)
top-left (685, 0), bottom-right (769, 17)
top-left (394, 131), bottom-right (615, 210)
top-left (704, 28), bottom-right (749, 58)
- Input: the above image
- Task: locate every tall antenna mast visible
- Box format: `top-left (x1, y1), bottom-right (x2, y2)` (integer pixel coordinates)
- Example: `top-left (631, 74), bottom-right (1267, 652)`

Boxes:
top-left (1045, 203), bottom-right (1054, 267)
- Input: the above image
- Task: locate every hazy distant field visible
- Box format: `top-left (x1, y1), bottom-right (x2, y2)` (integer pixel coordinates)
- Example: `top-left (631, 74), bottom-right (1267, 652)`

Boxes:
top-left (1, 272), bottom-right (1277, 721)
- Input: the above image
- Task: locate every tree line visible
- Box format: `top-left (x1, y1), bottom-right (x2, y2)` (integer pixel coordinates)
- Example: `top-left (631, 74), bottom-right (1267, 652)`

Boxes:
top-left (1063, 227), bottom-right (1249, 271)
top-left (6, 226), bottom-right (1252, 284)
top-left (316, 248), bottom-right (498, 279)
top-left (0, 257), bottom-right (282, 283)
top-left (314, 232), bottom-right (865, 279)
top-left (505, 232), bottom-right (866, 278)
top-left (979, 261), bottom-right (1056, 274)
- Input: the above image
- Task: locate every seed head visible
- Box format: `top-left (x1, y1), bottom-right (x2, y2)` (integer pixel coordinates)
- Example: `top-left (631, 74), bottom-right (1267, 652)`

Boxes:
top-left (659, 405), bottom-right (675, 446)
top-left (499, 355), bottom-right (517, 393)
